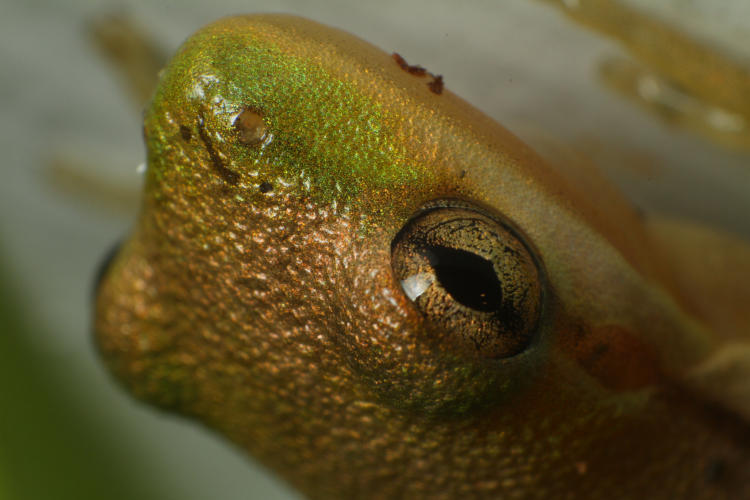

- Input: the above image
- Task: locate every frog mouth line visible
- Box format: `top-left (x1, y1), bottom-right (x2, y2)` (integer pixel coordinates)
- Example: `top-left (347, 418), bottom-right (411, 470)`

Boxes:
top-left (93, 239), bottom-right (123, 300)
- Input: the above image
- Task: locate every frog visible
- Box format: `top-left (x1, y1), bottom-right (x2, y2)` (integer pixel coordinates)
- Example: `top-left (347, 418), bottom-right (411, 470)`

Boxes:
top-left (93, 14), bottom-right (750, 499)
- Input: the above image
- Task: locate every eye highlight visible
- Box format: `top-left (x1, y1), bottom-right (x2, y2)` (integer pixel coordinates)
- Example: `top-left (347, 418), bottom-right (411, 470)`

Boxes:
top-left (391, 200), bottom-right (544, 359)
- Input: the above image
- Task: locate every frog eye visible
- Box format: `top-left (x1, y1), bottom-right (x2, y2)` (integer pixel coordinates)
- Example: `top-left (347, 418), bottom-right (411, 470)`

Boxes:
top-left (391, 200), bottom-right (544, 359)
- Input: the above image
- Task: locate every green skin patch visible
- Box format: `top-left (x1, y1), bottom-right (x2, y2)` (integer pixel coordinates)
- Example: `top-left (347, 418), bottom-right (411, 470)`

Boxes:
top-left (145, 18), bottom-right (438, 215)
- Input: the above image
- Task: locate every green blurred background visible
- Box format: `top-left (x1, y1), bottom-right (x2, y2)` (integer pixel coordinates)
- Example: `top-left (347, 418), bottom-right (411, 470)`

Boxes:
top-left (1, 1), bottom-right (748, 498)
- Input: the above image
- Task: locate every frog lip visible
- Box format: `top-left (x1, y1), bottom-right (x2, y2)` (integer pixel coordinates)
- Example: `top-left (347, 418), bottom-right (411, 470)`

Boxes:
top-left (93, 238), bottom-right (123, 301)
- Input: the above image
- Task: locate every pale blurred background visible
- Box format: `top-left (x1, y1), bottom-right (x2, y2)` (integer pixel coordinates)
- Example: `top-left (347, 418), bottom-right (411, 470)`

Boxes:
top-left (1, 1), bottom-right (748, 498)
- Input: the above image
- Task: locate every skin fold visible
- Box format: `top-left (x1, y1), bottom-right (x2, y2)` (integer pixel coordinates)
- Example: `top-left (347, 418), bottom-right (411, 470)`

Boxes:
top-left (93, 14), bottom-right (750, 499)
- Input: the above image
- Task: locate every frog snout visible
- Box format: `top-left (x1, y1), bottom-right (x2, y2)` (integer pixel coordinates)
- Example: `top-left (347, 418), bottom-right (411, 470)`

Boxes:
top-left (93, 239), bottom-right (122, 300)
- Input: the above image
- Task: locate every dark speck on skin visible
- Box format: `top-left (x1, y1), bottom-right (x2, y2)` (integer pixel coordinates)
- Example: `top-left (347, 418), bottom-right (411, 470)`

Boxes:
top-left (391, 52), bottom-right (444, 95)
top-left (180, 125), bottom-right (192, 141)
top-left (392, 52), bottom-right (427, 76)
top-left (428, 74), bottom-right (444, 95)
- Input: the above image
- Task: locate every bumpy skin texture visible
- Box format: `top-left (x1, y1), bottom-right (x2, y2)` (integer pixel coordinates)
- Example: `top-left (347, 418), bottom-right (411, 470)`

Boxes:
top-left (94, 15), bottom-right (749, 499)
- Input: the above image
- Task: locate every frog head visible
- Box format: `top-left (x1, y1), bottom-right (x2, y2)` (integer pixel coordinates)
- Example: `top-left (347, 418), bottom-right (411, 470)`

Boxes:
top-left (94, 15), bottom-right (748, 498)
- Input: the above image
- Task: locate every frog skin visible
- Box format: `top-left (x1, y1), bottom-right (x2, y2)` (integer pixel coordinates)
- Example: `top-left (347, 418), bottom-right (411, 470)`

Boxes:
top-left (93, 14), bottom-right (750, 499)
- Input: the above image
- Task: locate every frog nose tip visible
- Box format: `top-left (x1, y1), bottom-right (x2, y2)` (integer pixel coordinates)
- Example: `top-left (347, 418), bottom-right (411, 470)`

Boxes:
top-left (93, 239), bottom-right (122, 300)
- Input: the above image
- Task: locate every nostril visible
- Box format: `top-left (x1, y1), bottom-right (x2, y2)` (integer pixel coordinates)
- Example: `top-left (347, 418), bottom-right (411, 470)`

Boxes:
top-left (93, 240), bottom-right (122, 300)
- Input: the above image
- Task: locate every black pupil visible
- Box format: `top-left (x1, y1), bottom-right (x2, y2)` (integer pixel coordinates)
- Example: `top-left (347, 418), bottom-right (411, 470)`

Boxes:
top-left (425, 245), bottom-right (502, 312)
